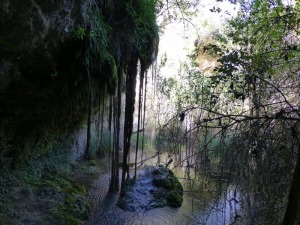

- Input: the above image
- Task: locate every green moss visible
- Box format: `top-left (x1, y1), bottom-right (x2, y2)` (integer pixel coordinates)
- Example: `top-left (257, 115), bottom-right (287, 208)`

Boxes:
top-left (125, 0), bottom-right (158, 68)
top-left (0, 0), bottom-right (159, 222)
top-left (40, 168), bottom-right (90, 223)
top-left (89, 160), bottom-right (97, 166)
top-left (40, 170), bottom-right (73, 190)
top-left (102, 54), bottom-right (118, 95)
top-left (110, 56), bottom-right (118, 89)
top-left (167, 190), bottom-right (183, 207)
top-left (66, 185), bottom-right (87, 195)
top-left (152, 167), bottom-right (184, 208)
top-left (0, 152), bottom-right (91, 224)
top-left (152, 168), bottom-right (183, 193)
top-left (1, 0), bottom-right (158, 169)
top-left (52, 205), bottom-right (85, 225)
top-left (52, 183), bottom-right (90, 224)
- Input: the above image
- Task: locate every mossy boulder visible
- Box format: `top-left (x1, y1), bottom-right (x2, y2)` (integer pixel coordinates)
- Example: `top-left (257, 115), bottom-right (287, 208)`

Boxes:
top-left (117, 166), bottom-right (183, 211)
top-left (152, 167), bottom-right (183, 207)
top-left (167, 190), bottom-right (183, 207)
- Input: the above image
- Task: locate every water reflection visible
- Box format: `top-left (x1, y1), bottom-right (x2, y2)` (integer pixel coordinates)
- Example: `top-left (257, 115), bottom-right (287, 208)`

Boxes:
top-left (86, 158), bottom-right (241, 225)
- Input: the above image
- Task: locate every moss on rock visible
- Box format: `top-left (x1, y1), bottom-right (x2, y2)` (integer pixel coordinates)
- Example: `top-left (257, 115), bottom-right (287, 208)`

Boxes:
top-left (118, 166), bottom-right (183, 211)
top-left (167, 190), bottom-right (183, 207)
top-left (52, 184), bottom-right (91, 225)
top-left (152, 167), bottom-right (183, 208)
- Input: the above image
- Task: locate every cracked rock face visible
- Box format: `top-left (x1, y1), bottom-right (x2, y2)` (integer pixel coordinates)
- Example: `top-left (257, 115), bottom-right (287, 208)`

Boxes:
top-left (117, 166), bottom-right (183, 212)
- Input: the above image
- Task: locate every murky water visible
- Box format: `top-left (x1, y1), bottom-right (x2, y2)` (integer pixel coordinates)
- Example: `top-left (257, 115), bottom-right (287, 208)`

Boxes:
top-left (85, 154), bottom-right (241, 225)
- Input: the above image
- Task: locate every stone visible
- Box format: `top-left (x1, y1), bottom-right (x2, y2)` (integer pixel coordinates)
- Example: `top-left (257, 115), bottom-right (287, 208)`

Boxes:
top-left (117, 165), bottom-right (183, 211)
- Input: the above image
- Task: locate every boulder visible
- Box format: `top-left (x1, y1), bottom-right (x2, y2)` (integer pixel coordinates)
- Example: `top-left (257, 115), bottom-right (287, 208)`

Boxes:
top-left (118, 166), bottom-right (183, 211)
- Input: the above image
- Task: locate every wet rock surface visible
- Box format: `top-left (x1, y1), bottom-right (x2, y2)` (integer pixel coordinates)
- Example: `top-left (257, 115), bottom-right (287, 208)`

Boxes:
top-left (118, 166), bottom-right (183, 211)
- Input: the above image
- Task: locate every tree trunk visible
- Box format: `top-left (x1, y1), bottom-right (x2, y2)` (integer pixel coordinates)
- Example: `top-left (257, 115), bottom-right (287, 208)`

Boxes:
top-left (282, 131), bottom-right (300, 225)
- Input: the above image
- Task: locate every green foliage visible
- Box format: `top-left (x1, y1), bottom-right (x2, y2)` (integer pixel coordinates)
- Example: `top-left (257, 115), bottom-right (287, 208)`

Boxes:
top-left (18, 147), bottom-right (73, 187)
top-left (52, 185), bottom-right (90, 225)
top-left (86, 5), bottom-right (112, 67)
top-left (12, 136), bottom-right (61, 169)
top-left (73, 27), bottom-right (86, 40)
top-left (195, 0), bottom-right (300, 112)
top-left (189, 1), bottom-right (300, 224)
top-left (131, 132), bottom-right (152, 150)
top-left (0, 143), bottom-right (91, 224)
top-left (98, 131), bottom-right (112, 155)
top-left (125, 0), bottom-right (159, 67)
top-left (101, 54), bottom-right (118, 94)
top-left (158, 77), bottom-right (177, 99)
top-left (84, 1), bottom-right (120, 95)
top-left (155, 0), bottom-right (199, 27)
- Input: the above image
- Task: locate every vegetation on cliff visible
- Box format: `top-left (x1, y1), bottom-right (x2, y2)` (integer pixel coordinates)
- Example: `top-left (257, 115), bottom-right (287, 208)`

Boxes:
top-left (0, 0), bottom-right (158, 223)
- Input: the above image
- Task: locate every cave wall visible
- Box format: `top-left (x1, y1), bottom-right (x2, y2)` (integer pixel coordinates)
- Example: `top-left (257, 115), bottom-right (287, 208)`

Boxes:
top-left (0, 0), bottom-right (158, 168)
top-left (0, 0), bottom-right (83, 88)
top-left (0, 0), bottom-right (104, 167)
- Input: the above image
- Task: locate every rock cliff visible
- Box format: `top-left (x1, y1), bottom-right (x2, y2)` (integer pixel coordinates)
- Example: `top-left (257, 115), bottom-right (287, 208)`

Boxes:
top-left (0, 0), bottom-right (158, 167)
